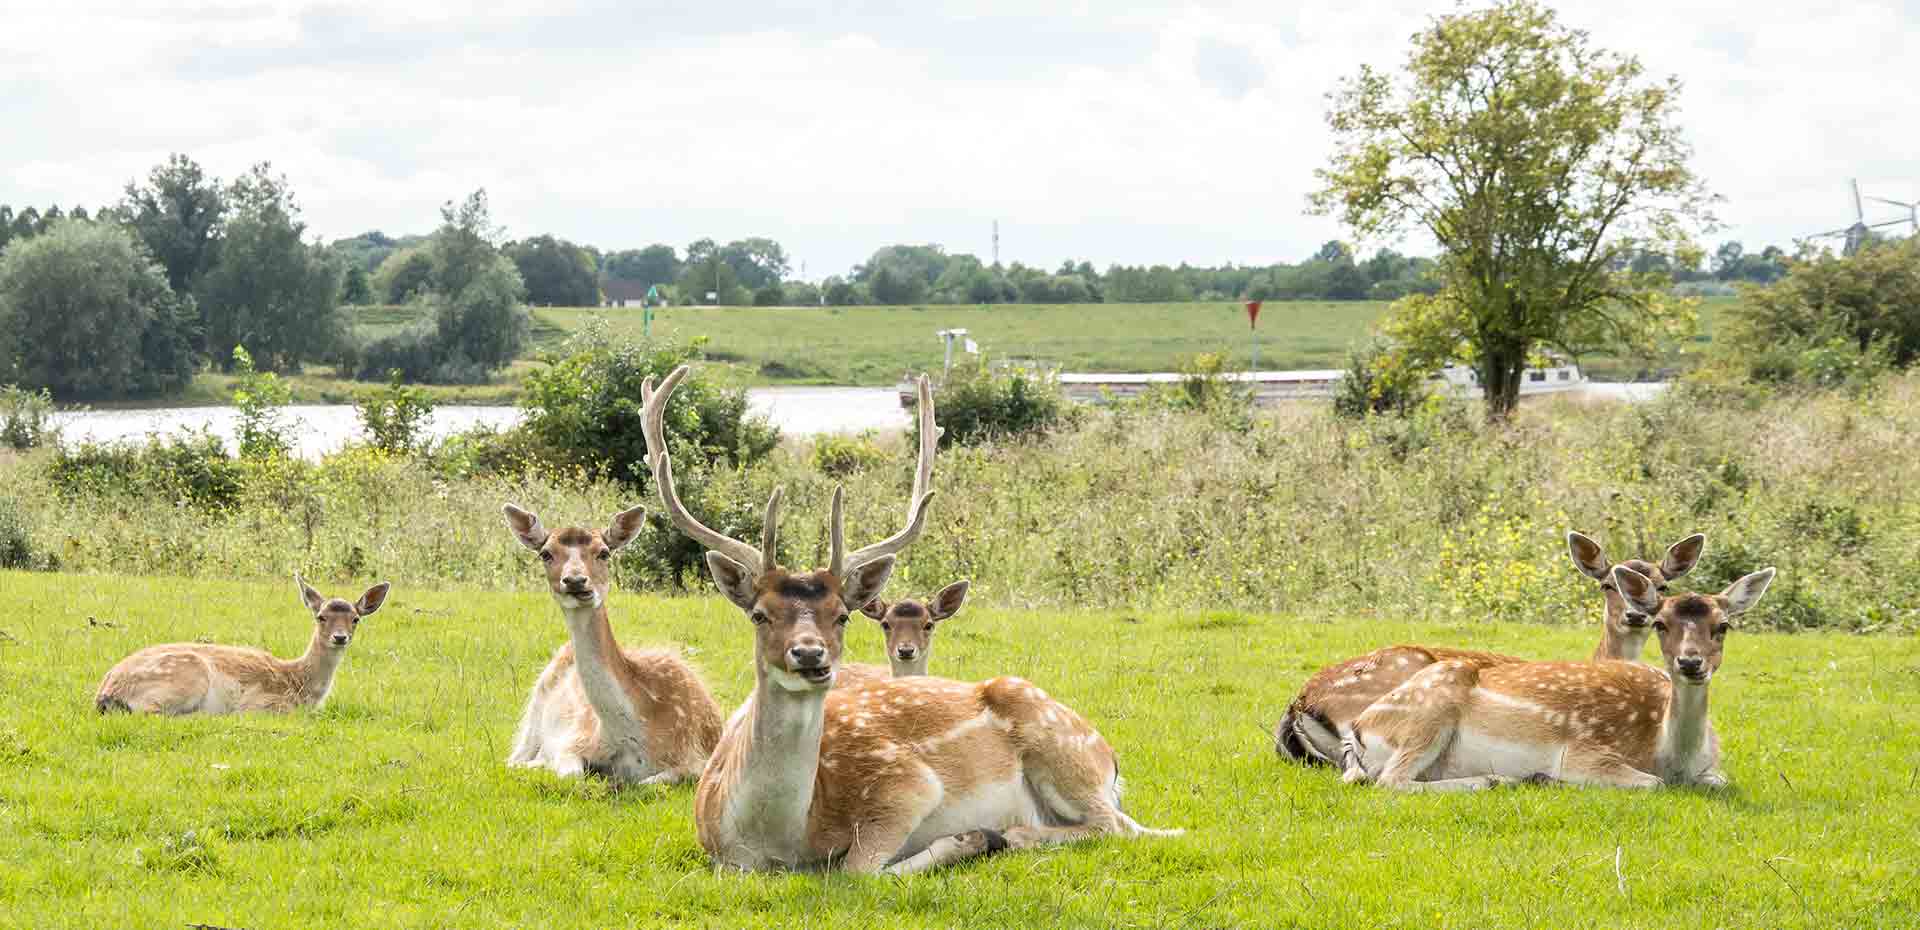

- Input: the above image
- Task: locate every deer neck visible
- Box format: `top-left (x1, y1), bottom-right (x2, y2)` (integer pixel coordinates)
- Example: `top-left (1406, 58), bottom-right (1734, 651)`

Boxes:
top-left (558, 602), bottom-right (642, 734)
top-left (888, 655), bottom-right (929, 677)
top-left (1655, 676), bottom-right (1714, 779)
top-left (724, 663), bottom-right (828, 862)
top-left (1591, 624), bottom-right (1651, 663)
top-left (290, 626), bottom-right (347, 707)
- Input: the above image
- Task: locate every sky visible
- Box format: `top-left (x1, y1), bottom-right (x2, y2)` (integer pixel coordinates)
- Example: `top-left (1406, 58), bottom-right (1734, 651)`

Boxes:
top-left (3, 1), bottom-right (1917, 279)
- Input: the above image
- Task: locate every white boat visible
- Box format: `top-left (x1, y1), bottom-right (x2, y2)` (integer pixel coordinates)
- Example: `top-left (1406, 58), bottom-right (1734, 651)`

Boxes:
top-left (901, 360), bottom-right (1590, 406)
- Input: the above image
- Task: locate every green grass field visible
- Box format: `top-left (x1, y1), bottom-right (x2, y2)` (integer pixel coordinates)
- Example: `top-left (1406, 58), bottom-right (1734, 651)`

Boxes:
top-left (2, 570), bottom-right (1910, 928)
top-left (145, 299), bottom-right (1726, 405)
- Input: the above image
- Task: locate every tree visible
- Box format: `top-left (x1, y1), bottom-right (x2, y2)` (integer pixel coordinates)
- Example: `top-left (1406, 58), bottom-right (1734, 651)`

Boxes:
top-left (0, 220), bottom-right (197, 399)
top-left (1730, 237), bottom-right (1920, 371)
top-left (425, 192), bottom-right (529, 378)
top-left (718, 237), bottom-right (791, 290)
top-left (374, 247), bottom-right (435, 302)
top-left (194, 164), bottom-right (343, 371)
top-left (606, 244), bottom-right (681, 288)
top-left (1311, 0), bottom-right (1712, 419)
top-left (508, 234), bottom-right (600, 306)
top-left (341, 265), bottom-right (374, 305)
top-left (120, 154), bottom-right (225, 294)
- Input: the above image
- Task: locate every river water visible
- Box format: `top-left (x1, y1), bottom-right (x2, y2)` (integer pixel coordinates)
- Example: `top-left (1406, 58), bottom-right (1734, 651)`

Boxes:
top-left (51, 387), bottom-right (911, 460)
top-left (47, 381), bottom-right (1666, 460)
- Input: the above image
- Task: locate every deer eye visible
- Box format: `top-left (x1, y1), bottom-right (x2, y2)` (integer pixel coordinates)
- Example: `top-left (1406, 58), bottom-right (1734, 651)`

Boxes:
top-left (596, 549), bottom-right (611, 560)
top-left (924, 623), bottom-right (934, 633)
top-left (836, 613), bottom-right (850, 626)
top-left (1712, 623), bottom-right (1730, 639)
top-left (1651, 620), bottom-right (1668, 633)
top-left (880, 622), bottom-right (891, 633)
top-left (1600, 583), bottom-right (1615, 592)
top-left (539, 550), bottom-right (554, 563)
top-left (750, 609), bottom-right (769, 625)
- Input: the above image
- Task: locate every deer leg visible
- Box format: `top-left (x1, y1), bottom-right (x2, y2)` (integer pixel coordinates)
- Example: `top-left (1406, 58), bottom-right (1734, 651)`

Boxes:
top-left (1557, 748), bottom-right (1664, 789)
top-left (880, 829), bottom-right (1010, 875)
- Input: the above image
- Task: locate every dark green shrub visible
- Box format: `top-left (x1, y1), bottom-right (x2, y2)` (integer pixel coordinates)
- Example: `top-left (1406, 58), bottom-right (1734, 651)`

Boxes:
top-left (810, 432), bottom-right (887, 477)
top-left (354, 370), bottom-right (437, 454)
top-left (0, 496), bottom-right (52, 569)
top-left (517, 322), bottom-right (778, 486)
top-left (1, 386), bottom-right (57, 450)
top-left (46, 431), bottom-right (244, 509)
top-left (354, 322), bottom-right (440, 381)
top-left (919, 361), bottom-right (1080, 448)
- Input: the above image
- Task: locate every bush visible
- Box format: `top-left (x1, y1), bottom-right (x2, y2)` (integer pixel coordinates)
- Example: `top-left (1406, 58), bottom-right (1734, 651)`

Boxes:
top-left (353, 322), bottom-right (441, 381)
top-left (921, 360), bottom-right (1080, 448)
top-left (517, 321), bottom-right (779, 486)
top-left (1333, 340), bottom-right (1430, 418)
top-left (1129, 353), bottom-right (1254, 431)
top-left (1, 386), bottom-right (57, 450)
top-left (0, 496), bottom-right (53, 569)
top-left (810, 432), bottom-right (888, 477)
top-left (46, 431), bottom-right (245, 509)
top-left (230, 347), bottom-right (293, 460)
top-left (427, 255), bottom-right (530, 376)
top-left (354, 370), bottom-right (436, 455)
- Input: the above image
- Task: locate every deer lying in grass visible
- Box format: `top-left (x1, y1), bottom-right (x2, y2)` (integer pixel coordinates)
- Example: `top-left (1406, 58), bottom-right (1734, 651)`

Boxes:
top-left (843, 580), bottom-right (971, 680)
top-left (1275, 532), bottom-right (1705, 767)
top-left (1340, 565), bottom-right (1774, 791)
top-left (644, 367), bottom-right (1176, 873)
top-left (503, 504), bottom-right (723, 785)
top-left (96, 575), bottom-right (389, 715)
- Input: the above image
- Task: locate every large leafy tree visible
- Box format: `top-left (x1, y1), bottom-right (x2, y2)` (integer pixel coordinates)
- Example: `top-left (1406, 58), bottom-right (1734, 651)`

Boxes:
top-left (120, 154), bottom-right (226, 294)
top-left (507, 234), bottom-right (600, 306)
top-left (0, 220), bottom-right (197, 399)
top-left (195, 164), bottom-right (343, 371)
top-left (426, 190), bottom-right (529, 375)
top-left (1311, 0), bottom-right (1713, 419)
top-left (606, 244), bottom-right (681, 289)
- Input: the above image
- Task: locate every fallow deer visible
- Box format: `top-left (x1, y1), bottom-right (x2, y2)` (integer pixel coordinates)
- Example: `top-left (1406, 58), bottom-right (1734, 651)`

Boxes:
top-left (96, 575), bottom-right (389, 715)
top-left (503, 504), bottom-right (724, 785)
top-left (643, 366), bottom-right (1177, 873)
top-left (856, 580), bottom-right (970, 678)
top-left (1274, 532), bottom-right (1706, 768)
top-left (1340, 564), bottom-right (1774, 791)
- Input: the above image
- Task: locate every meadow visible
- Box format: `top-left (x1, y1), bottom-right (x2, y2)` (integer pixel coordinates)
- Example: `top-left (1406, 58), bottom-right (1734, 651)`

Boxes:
top-left (1, 571), bottom-right (1913, 929)
top-left (131, 298), bottom-right (1728, 407)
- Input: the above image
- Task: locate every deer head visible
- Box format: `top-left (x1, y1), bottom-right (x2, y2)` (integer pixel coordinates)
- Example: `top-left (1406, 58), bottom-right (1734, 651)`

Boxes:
top-left (643, 366), bottom-right (940, 691)
top-left (860, 580), bottom-right (969, 672)
top-left (501, 504), bottom-right (648, 610)
top-left (1614, 564), bottom-right (1774, 686)
top-left (1567, 531), bottom-right (1705, 636)
top-left (295, 574), bottom-right (390, 648)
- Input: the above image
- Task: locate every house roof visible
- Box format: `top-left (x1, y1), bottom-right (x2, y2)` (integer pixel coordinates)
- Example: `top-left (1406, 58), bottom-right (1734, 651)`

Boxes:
top-left (602, 278), bottom-right (652, 301)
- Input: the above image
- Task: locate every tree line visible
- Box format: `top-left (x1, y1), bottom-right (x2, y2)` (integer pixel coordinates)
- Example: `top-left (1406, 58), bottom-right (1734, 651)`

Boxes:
top-left (0, 156), bottom-right (531, 400)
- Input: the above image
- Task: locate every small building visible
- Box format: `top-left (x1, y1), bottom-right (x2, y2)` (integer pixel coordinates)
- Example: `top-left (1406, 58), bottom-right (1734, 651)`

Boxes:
top-left (602, 279), bottom-right (651, 308)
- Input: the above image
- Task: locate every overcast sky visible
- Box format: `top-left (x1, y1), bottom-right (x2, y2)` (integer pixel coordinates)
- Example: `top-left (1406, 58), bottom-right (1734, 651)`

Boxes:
top-left (3, 1), bottom-right (1916, 278)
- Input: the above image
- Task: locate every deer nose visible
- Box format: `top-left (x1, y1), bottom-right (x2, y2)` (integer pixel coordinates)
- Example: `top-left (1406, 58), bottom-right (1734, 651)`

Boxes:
top-left (1676, 655), bottom-right (1705, 675)
top-left (895, 647), bottom-right (918, 660)
top-left (330, 633), bottom-right (351, 646)
top-left (789, 644), bottom-right (827, 668)
top-left (561, 574), bottom-right (590, 591)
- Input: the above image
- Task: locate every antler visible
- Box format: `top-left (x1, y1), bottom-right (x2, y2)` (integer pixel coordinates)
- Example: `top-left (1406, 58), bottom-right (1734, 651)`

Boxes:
top-left (642, 365), bottom-right (778, 575)
top-left (830, 374), bottom-right (940, 578)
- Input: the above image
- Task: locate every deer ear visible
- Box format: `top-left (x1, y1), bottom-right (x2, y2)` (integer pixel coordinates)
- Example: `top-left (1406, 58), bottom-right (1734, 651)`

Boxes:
top-left (355, 582), bottom-right (391, 617)
top-left (859, 599), bottom-right (889, 620)
top-left (1720, 567), bottom-right (1775, 614)
top-left (929, 579), bottom-right (970, 620)
top-left (1661, 534), bottom-right (1706, 579)
top-left (604, 504), bottom-right (646, 552)
top-left (1567, 532), bottom-right (1610, 581)
top-left (295, 574), bottom-right (326, 613)
top-left (705, 551), bottom-right (759, 611)
top-left (840, 557), bottom-right (897, 616)
top-left (503, 504), bottom-right (549, 552)
top-left (1611, 565), bottom-right (1664, 615)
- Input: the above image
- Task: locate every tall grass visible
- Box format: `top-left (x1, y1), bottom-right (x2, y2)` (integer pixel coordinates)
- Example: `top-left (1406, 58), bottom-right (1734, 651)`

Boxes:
top-left (4, 374), bottom-right (1914, 631)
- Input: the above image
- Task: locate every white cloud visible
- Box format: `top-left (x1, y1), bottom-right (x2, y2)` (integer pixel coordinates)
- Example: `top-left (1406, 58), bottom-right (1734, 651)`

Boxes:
top-left (3, 0), bottom-right (1916, 275)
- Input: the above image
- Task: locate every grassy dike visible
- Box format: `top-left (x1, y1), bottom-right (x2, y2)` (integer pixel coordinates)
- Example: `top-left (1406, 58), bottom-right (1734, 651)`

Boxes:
top-left (1, 571), bottom-right (1913, 928)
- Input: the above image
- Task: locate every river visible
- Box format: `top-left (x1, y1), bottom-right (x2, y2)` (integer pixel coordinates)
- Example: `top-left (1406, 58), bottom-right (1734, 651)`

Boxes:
top-left (47, 381), bottom-right (1667, 459)
top-left (51, 387), bottom-right (911, 460)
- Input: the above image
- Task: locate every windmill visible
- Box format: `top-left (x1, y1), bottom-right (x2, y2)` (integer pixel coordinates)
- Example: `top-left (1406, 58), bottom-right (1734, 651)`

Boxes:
top-left (1808, 179), bottom-right (1912, 255)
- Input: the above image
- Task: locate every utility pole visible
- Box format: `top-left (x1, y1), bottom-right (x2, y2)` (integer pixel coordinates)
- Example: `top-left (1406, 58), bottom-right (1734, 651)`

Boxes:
top-left (992, 220), bottom-right (999, 267)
